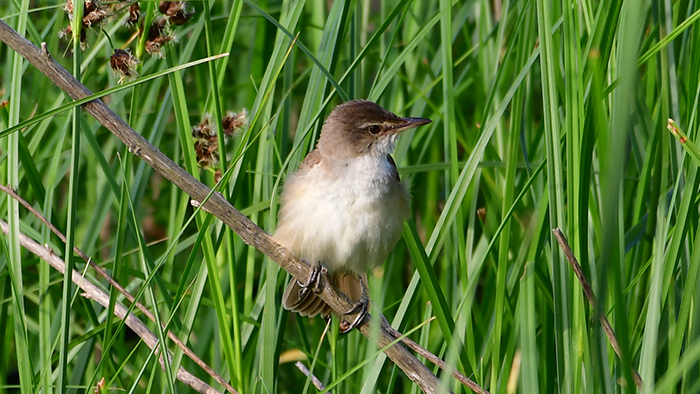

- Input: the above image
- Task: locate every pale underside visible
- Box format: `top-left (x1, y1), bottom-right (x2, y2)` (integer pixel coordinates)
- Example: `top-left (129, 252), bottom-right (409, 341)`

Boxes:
top-left (274, 149), bottom-right (409, 273)
top-left (274, 148), bottom-right (409, 317)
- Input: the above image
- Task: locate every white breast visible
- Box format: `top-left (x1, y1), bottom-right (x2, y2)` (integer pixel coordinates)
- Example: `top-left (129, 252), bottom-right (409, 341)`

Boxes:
top-left (274, 154), bottom-right (409, 273)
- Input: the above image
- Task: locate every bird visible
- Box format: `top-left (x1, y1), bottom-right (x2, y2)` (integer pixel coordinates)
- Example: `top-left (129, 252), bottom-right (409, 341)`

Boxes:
top-left (273, 99), bottom-right (431, 332)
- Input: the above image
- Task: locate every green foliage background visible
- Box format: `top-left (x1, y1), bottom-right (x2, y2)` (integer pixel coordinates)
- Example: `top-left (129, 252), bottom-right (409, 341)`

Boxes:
top-left (1, 0), bottom-right (700, 393)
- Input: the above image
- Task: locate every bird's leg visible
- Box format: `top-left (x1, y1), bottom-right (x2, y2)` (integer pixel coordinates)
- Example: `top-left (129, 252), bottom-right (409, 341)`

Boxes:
top-left (296, 261), bottom-right (327, 299)
top-left (340, 273), bottom-right (369, 333)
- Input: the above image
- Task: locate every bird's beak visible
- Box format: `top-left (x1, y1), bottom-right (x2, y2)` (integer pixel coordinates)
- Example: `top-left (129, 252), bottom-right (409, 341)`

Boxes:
top-left (390, 117), bottom-right (432, 133)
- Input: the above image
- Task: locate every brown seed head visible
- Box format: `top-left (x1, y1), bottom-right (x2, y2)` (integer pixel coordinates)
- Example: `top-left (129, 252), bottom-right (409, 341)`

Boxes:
top-left (63, 0), bottom-right (73, 15)
top-left (158, 1), bottom-right (172, 14)
top-left (125, 3), bottom-right (140, 26)
top-left (192, 115), bottom-right (216, 139)
top-left (145, 17), bottom-right (175, 57)
top-left (192, 114), bottom-right (221, 169)
top-left (58, 25), bottom-right (88, 49)
top-left (83, 7), bottom-right (110, 28)
top-left (194, 139), bottom-right (220, 169)
top-left (148, 17), bottom-right (169, 41)
top-left (110, 49), bottom-right (139, 83)
top-left (58, 25), bottom-right (73, 39)
top-left (222, 109), bottom-right (248, 137)
top-left (159, 1), bottom-right (194, 25)
top-left (84, 0), bottom-right (99, 14)
top-left (145, 36), bottom-right (175, 58)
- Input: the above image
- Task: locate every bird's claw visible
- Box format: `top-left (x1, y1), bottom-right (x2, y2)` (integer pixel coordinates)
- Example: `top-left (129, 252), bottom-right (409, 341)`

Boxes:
top-left (340, 292), bottom-right (369, 333)
top-left (296, 262), bottom-right (327, 299)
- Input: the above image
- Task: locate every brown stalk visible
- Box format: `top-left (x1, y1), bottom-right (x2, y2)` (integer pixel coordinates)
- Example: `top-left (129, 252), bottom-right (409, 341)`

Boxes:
top-left (0, 19), bottom-right (487, 394)
top-left (0, 219), bottom-right (221, 394)
top-left (0, 184), bottom-right (238, 394)
top-left (552, 228), bottom-right (643, 390)
top-left (295, 362), bottom-right (328, 393)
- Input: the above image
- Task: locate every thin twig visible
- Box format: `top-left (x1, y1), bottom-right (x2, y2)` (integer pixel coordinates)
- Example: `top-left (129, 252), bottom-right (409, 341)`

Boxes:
top-left (0, 20), bottom-right (489, 394)
top-left (552, 228), bottom-right (643, 390)
top-left (0, 184), bottom-right (238, 394)
top-left (0, 219), bottom-right (220, 394)
top-left (295, 362), bottom-right (327, 393)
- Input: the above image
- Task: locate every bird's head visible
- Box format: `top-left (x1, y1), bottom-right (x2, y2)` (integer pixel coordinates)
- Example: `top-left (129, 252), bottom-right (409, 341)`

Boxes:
top-left (317, 100), bottom-right (432, 160)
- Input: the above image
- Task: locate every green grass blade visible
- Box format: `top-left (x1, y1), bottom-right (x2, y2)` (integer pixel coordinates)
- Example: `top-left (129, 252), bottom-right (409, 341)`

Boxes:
top-left (0, 54), bottom-right (229, 140)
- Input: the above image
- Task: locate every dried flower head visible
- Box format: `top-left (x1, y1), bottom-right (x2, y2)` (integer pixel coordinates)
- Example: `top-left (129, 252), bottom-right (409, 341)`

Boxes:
top-left (82, 7), bottom-right (110, 28)
top-left (110, 49), bottom-right (139, 84)
top-left (145, 35), bottom-right (175, 58)
top-left (159, 1), bottom-right (194, 25)
top-left (158, 1), bottom-right (170, 14)
top-left (192, 114), bottom-right (216, 139)
top-left (61, 0), bottom-right (110, 49)
top-left (194, 139), bottom-right (220, 170)
top-left (192, 115), bottom-right (220, 170)
top-left (63, 0), bottom-right (74, 16)
top-left (148, 16), bottom-right (169, 41)
top-left (58, 25), bottom-right (73, 40)
top-left (84, 0), bottom-right (100, 14)
top-left (58, 25), bottom-right (88, 49)
top-left (63, 0), bottom-right (110, 26)
top-left (222, 109), bottom-right (248, 137)
top-left (125, 3), bottom-right (140, 27)
top-left (145, 17), bottom-right (175, 58)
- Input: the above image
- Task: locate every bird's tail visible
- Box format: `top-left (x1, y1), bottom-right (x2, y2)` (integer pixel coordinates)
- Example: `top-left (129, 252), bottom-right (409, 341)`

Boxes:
top-left (282, 278), bottom-right (330, 317)
top-left (282, 273), bottom-right (363, 318)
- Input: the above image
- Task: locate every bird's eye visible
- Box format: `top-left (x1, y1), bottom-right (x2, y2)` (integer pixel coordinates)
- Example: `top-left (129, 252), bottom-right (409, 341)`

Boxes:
top-left (367, 125), bottom-right (381, 134)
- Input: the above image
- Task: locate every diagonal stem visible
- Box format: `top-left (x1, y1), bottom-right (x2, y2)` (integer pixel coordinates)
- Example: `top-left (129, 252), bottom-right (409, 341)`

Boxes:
top-left (0, 219), bottom-right (221, 394)
top-left (0, 184), bottom-right (238, 394)
top-left (0, 19), bottom-right (488, 394)
top-left (553, 228), bottom-right (643, 390)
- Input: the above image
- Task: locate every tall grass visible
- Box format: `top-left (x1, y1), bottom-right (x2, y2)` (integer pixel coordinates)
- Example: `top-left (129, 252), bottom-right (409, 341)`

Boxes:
top-left (1, 0), bottom-right (700, 393)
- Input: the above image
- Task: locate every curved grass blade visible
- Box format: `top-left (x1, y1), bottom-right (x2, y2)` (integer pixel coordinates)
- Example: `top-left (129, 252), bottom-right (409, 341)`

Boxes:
top-left (0, 53), bottom-right (229, 140)
top-left (242, 0), bottom-right (348, 102)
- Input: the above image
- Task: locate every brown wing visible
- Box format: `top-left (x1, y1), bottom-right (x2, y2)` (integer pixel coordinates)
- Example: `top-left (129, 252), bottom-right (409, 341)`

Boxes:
top-left (296, 149), bottom-right (323, 175)
top-left (387, 154), bottom-right (400, 182)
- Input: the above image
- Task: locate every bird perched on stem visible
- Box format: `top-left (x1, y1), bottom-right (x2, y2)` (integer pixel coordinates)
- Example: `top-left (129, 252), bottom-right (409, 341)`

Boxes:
top-left (274, 99), bottom-right (431, 332)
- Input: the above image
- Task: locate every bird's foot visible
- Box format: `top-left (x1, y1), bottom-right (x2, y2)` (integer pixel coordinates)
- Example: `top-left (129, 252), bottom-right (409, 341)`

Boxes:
top-left (296, 262), bottom-right (327, 299)
top-left (340, 282), bottom-right (369, 333)
top-left (340, 297), bottom-right (368, 333)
